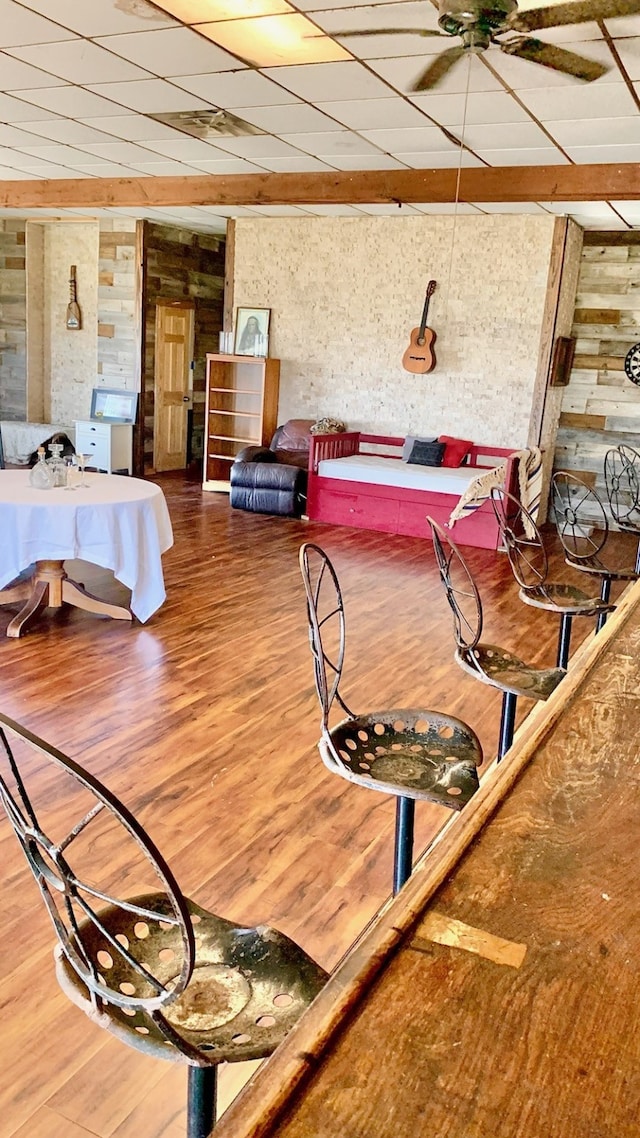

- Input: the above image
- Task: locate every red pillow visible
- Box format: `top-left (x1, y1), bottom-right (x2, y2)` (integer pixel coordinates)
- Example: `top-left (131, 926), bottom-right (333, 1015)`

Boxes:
top-left (438, 435), bottom-right (473, 468)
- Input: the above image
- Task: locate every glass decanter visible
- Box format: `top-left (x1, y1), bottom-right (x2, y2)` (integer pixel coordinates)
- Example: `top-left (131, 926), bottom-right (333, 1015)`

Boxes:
top-left (29, 447), bottom-right (54, 490)
top-left (47, 442), bottom-right (67, 487)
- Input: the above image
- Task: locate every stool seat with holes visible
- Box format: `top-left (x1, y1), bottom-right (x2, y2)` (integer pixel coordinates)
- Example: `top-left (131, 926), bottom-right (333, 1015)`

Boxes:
top-left (429, 519), bottom-right (565, 761)
top-left (0, 712), bottom-right (328, 1138)
top-left (489, 488), bottom-right (614, 671)
top-left (299, 543), bottom-right (482, 896)
top-left (552, 470), bottom-right (640, 632)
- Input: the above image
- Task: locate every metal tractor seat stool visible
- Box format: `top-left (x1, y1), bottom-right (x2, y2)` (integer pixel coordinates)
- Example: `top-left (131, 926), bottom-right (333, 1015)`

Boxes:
top-left (552, 470), bottom-right (640, 632)
top-left (604, 445), bottom-right (640, 572)
top-left (429, 519), bottom-right (565, 761)
top-left (299, 542), bottom-right (482, 897)
top-left (0, 712), bottom-right (327, 1138)
top-left (489, 488), bottom-right (614, 671)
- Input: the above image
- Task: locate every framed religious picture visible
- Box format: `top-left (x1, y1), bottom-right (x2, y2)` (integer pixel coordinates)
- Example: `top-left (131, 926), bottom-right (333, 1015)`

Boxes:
top-left (234, 307), bottom-right (271, 357)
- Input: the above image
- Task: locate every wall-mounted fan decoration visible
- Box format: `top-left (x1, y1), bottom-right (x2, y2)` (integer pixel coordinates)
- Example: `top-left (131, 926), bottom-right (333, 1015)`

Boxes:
top-left (328, 0), bottom-right (640, 91)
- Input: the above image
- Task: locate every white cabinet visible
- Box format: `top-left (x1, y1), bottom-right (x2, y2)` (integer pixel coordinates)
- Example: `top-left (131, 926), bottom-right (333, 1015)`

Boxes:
top-left (74, 420), bottom-right (132, 475)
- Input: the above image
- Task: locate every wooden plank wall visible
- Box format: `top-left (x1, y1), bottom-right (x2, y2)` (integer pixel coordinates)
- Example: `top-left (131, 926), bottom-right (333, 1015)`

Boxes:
top-left (143, 222), bottom-right (225, 468)
top-left (554, 231), bottom-right (640, 522)
top-left (97, 220), bottom-right (138, 392)
top-left (0, 219), bottom-right (26, 419)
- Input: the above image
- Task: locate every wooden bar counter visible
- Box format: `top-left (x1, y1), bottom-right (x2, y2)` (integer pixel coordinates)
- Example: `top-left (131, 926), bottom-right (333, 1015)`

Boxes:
top-left (214, 581), bottom-right (640, 1138)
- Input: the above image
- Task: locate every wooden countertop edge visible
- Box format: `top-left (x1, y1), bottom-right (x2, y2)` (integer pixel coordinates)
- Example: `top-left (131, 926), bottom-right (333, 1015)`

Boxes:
top-left (213, 580), bottom-right (640, 1138)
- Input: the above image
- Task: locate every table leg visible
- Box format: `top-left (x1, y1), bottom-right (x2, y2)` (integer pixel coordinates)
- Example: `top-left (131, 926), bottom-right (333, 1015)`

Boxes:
top-left (2, 560), bottom-right (132, 638)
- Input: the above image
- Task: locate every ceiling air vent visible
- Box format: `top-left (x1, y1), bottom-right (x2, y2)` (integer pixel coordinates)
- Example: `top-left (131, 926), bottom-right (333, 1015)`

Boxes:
top-left (148, 109), bottom-right (264, 139)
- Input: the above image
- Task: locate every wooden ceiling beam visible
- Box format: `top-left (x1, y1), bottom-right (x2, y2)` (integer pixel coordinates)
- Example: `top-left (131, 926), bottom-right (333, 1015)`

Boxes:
top-left (1, 163), bottom-right (640, 209)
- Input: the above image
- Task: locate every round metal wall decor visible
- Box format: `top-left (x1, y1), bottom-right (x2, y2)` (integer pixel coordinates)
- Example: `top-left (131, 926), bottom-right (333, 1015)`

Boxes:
top-left (624, 342), bottom-right (640, 385)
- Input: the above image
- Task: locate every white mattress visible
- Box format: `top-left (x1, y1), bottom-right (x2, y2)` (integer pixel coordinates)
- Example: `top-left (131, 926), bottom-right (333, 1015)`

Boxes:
top-left (316, 454), bottom-right (480, 495)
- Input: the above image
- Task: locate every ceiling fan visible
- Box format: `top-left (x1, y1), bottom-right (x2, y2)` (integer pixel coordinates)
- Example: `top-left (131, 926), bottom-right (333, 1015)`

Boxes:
top-left (326, 0), bottom-right (640, 90)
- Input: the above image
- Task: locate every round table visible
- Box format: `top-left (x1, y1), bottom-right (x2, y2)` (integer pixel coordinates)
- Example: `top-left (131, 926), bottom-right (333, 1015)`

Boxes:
top-left (0, 470), bottom-right (173, 638)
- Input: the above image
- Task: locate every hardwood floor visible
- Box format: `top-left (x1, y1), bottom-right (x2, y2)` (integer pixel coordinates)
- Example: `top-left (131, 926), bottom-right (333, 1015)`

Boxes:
top-left (0, 473), bottom-right (635, 1138)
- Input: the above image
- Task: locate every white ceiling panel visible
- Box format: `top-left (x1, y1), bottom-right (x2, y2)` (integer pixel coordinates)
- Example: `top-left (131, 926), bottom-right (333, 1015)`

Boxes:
top-left (487, 39), bottom-right (619, 89)
top-left (0, 52), bottom-right (67, 89)
top-left (549, 116), bottom-right (640, 146)
top-left (321, 153), bottom-right (408, 168)
top-left (0, 0), bottom-right (77, 46)
top-left (373, 52), bottom-right (504, 94)
top-left (6, 40), bottom-right (153, 85)
top-left (459, 121), bottom-right (558, 149)
top-left (72, 140), bottom-right (169, 163)
top-left (279, 129), bottom-right (386, 155)
top-left (396, 149), bottom-right (484, 167)
top-left (68, 162), bottom-right (150, 177)
top-left (77, 115), bottom-right (186, 142)
top-left (517, 81), bottom-right (639, 121)
top-left (137, 137), bottom-right (235, 160)
top-left (262, 60), bottom-right (395, 101)
top-left (0, 91), bottom-right (62, 120)
top-left (18, 0), bottom-right (177, 36)
top-left (0, 122), bottom-right (60, 146)
top-left (564, 141), bottom-right (640, 161)
top-left (199, 134), bottom-right (308, 157)
top-left (16, 86), bottom-right (140, 117)
top-left (178, 156), bottom-right (268, 173)
top-left (231, 102), bottom-right (344, 132)
top-left (0, 164), bottom-right (40, 178)
top-left (411, 90), bottom-right (533, 125)
top-left (610, 200), bottom-right (640, 223)
top-left (13, 143), bottom-right (100, 164)
top-left (16, 119), bottom-right (124, 145)
top-left (360, 125), bottom-right (460, 152)
top-left (413, 202), bottom-right (483, 214)
top-left (249, 154), bottom-right (336, 170)
top-left (169, 70), bottom-right (297, 108)
top-left (608, 35), bottom-right (640, 79)
top-left (85, 79), bottom-right (219, 113)
top-left (295, 0), bottom-right (411, 7)
top-left (474, 147), bottom-right (569, 165)
top-left (129, 159), bottom-right (201, 175)
top-left (93, 27), bottom-right (241, 76)
top-left (355, 202), bottom-right (421, 213)
top-left (315, 96), bottom-right (431, 129)
top-left (473, 202), bottom-right (549, 214)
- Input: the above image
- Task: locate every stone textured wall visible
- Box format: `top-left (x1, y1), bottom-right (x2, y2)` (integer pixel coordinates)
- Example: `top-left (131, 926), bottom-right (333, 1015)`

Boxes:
top-left (554, 234), bottom-right (640, 519)
top-left (232, 214), bottom-right (559, 449)
top-left (0, 220), bottom-right (27, 420)
top-left (97, 219), bottom-right (139, 393)
top-left (42, 222), bottom-right (100, 424)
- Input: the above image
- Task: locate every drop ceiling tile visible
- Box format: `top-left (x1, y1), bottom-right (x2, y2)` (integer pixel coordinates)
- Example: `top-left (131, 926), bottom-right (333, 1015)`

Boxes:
top-left (360, 125), bottom-right (459, 152)
top-left (6, 40), bottom-right (153, 84)
top-left (12, 161), bottom-right (93, 177)
top-left (129, 159), bottom-right (199, 175)
top-left (611, 200), bottom-right (640, 223)
top-left (18, 0), bottom-right (177, 36)
top-left (16, 119), bottom-right (122, 145)
top-left (476, 147), bottom-right (569, 165)
top-left (311, 1), bottom-right (442, 59)
top-left (160, 1), bottom-right (291, 20)
top-left (569, 213), bottom-right (629, 230)
top-left (472, 202), bottom-right (548, 214)
top-left (371, 53), bottom-right (503, 95)
top-left (94, 27), bottom-right (240, 76)
top-left (178, 156), bottom-right (267, 172)
top-left (0, 52), bottom-right (67, 89)
top-left (0, 122), bottom-right (58, 146)
top-left (0, 0), bottom-right (78, 46)
top-left (411, 90), bottom-right (533, 126)
top-left (248, 205), bottom-right (315, 215)
top-left (487, 39), bottom-right (618, 89)
top-left (231, 102), bottom-right (343, 133)
top-left (297, 203), bottom-right (368, 214)
top-left (78, 115), bottom-right (188, 142)
top-left (606, 14), bottom-right (640, 36)
top-left (197, 134), bottom-right (307, 157)
top-left (169, 70), bottom-right (296, 108)
top-left (0, 164), bottom-right (40, 178)
top-left (608, 35), bottom-right (640, 78)
top-left (548, 116), bottom-right (640, 147)
top-left (86, 79), bottom-right (218, 113)
top-left (295, 0), bottom-right (411, 7)
top-left (196, 14), bottom-right (351, 67)
top-left (73, 140), bottom-right (169, 163)
top-left (13, 143), bottom-right (98, 164)
top-left (196, 205), bottom-right (262, 217)
top-left (315, 96), bottom-right (432, 129)
top-left (279, 129), bottom-right (385, 155)
top-left (520, 21), bottom-right (602, 44)
top-left (250, 154), bottom-right (336, 170)
top-left (262, 60), bottom-right (394, 101)
top-left (137, 137), bottom-right (234, 160)
top-left (356, 202), bottom-right (421, 214)
top-left (564, 141), bottom-right (640, 161)
top-left (0, 91), bottom-right (62, 120)
top-left (17, 86), bottom-right (140, 117)
top-left (540, 200), bottom-right (623, 216)
top-left (413, 202), bottom-right (483, 214)
top-left (396, 149), bottom-right (484, 167)
top-left (67, 162), bottom-right (149, 177)
top-left (516, 81), bottom-right (638, 122)
top-left (458, 121), bottom-right (557, 149)
top-left (319, 153), bottom-right (407, 169)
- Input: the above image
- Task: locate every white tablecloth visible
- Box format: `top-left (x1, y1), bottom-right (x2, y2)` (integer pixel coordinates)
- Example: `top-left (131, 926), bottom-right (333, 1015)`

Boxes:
top-left (0, 471), bottom-right (173, 623)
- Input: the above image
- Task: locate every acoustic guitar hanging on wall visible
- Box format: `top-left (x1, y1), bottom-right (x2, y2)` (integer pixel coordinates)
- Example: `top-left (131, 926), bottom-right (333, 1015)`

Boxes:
top-left (402, 280), bottom-right (437, 374)
top-left (66, 265), bottom-right (82, 331)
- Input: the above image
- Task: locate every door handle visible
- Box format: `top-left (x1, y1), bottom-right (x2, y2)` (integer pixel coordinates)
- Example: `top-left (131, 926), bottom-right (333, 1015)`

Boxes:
top-left (182, 396), bottom-right (190, 403)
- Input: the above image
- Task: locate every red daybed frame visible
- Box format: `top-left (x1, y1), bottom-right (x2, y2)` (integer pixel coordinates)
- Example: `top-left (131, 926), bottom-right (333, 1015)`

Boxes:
top-left (306, 432), bottom-right (519, 550)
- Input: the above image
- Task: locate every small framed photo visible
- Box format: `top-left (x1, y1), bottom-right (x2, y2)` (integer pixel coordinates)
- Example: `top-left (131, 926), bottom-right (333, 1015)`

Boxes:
top-left (234, 307), bottom-right (271, 357)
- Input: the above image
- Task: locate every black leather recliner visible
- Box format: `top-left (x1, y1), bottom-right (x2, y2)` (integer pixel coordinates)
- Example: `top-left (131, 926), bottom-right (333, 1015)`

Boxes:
top-left (230, 419), bottom-right (314, 517)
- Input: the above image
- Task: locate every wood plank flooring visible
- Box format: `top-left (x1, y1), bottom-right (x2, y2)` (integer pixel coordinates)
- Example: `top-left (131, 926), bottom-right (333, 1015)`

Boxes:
top-left (0, 473), bottom-right (635, 1138)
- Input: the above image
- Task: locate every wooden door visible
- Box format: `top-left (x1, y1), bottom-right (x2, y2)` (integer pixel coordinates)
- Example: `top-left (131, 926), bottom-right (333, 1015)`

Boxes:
top-left (153, 301), bottom-right (195, 472)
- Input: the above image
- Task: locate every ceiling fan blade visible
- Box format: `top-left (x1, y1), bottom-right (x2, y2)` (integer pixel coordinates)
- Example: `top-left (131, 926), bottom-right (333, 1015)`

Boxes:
top-left (411, 46), bottom-right (466, 91)
top-left (500, 36), bottom-right (609, 80)
top-left (512, 0), bottom-right (640, 33)
top-left (323, 27), bottom-right (444, 39)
